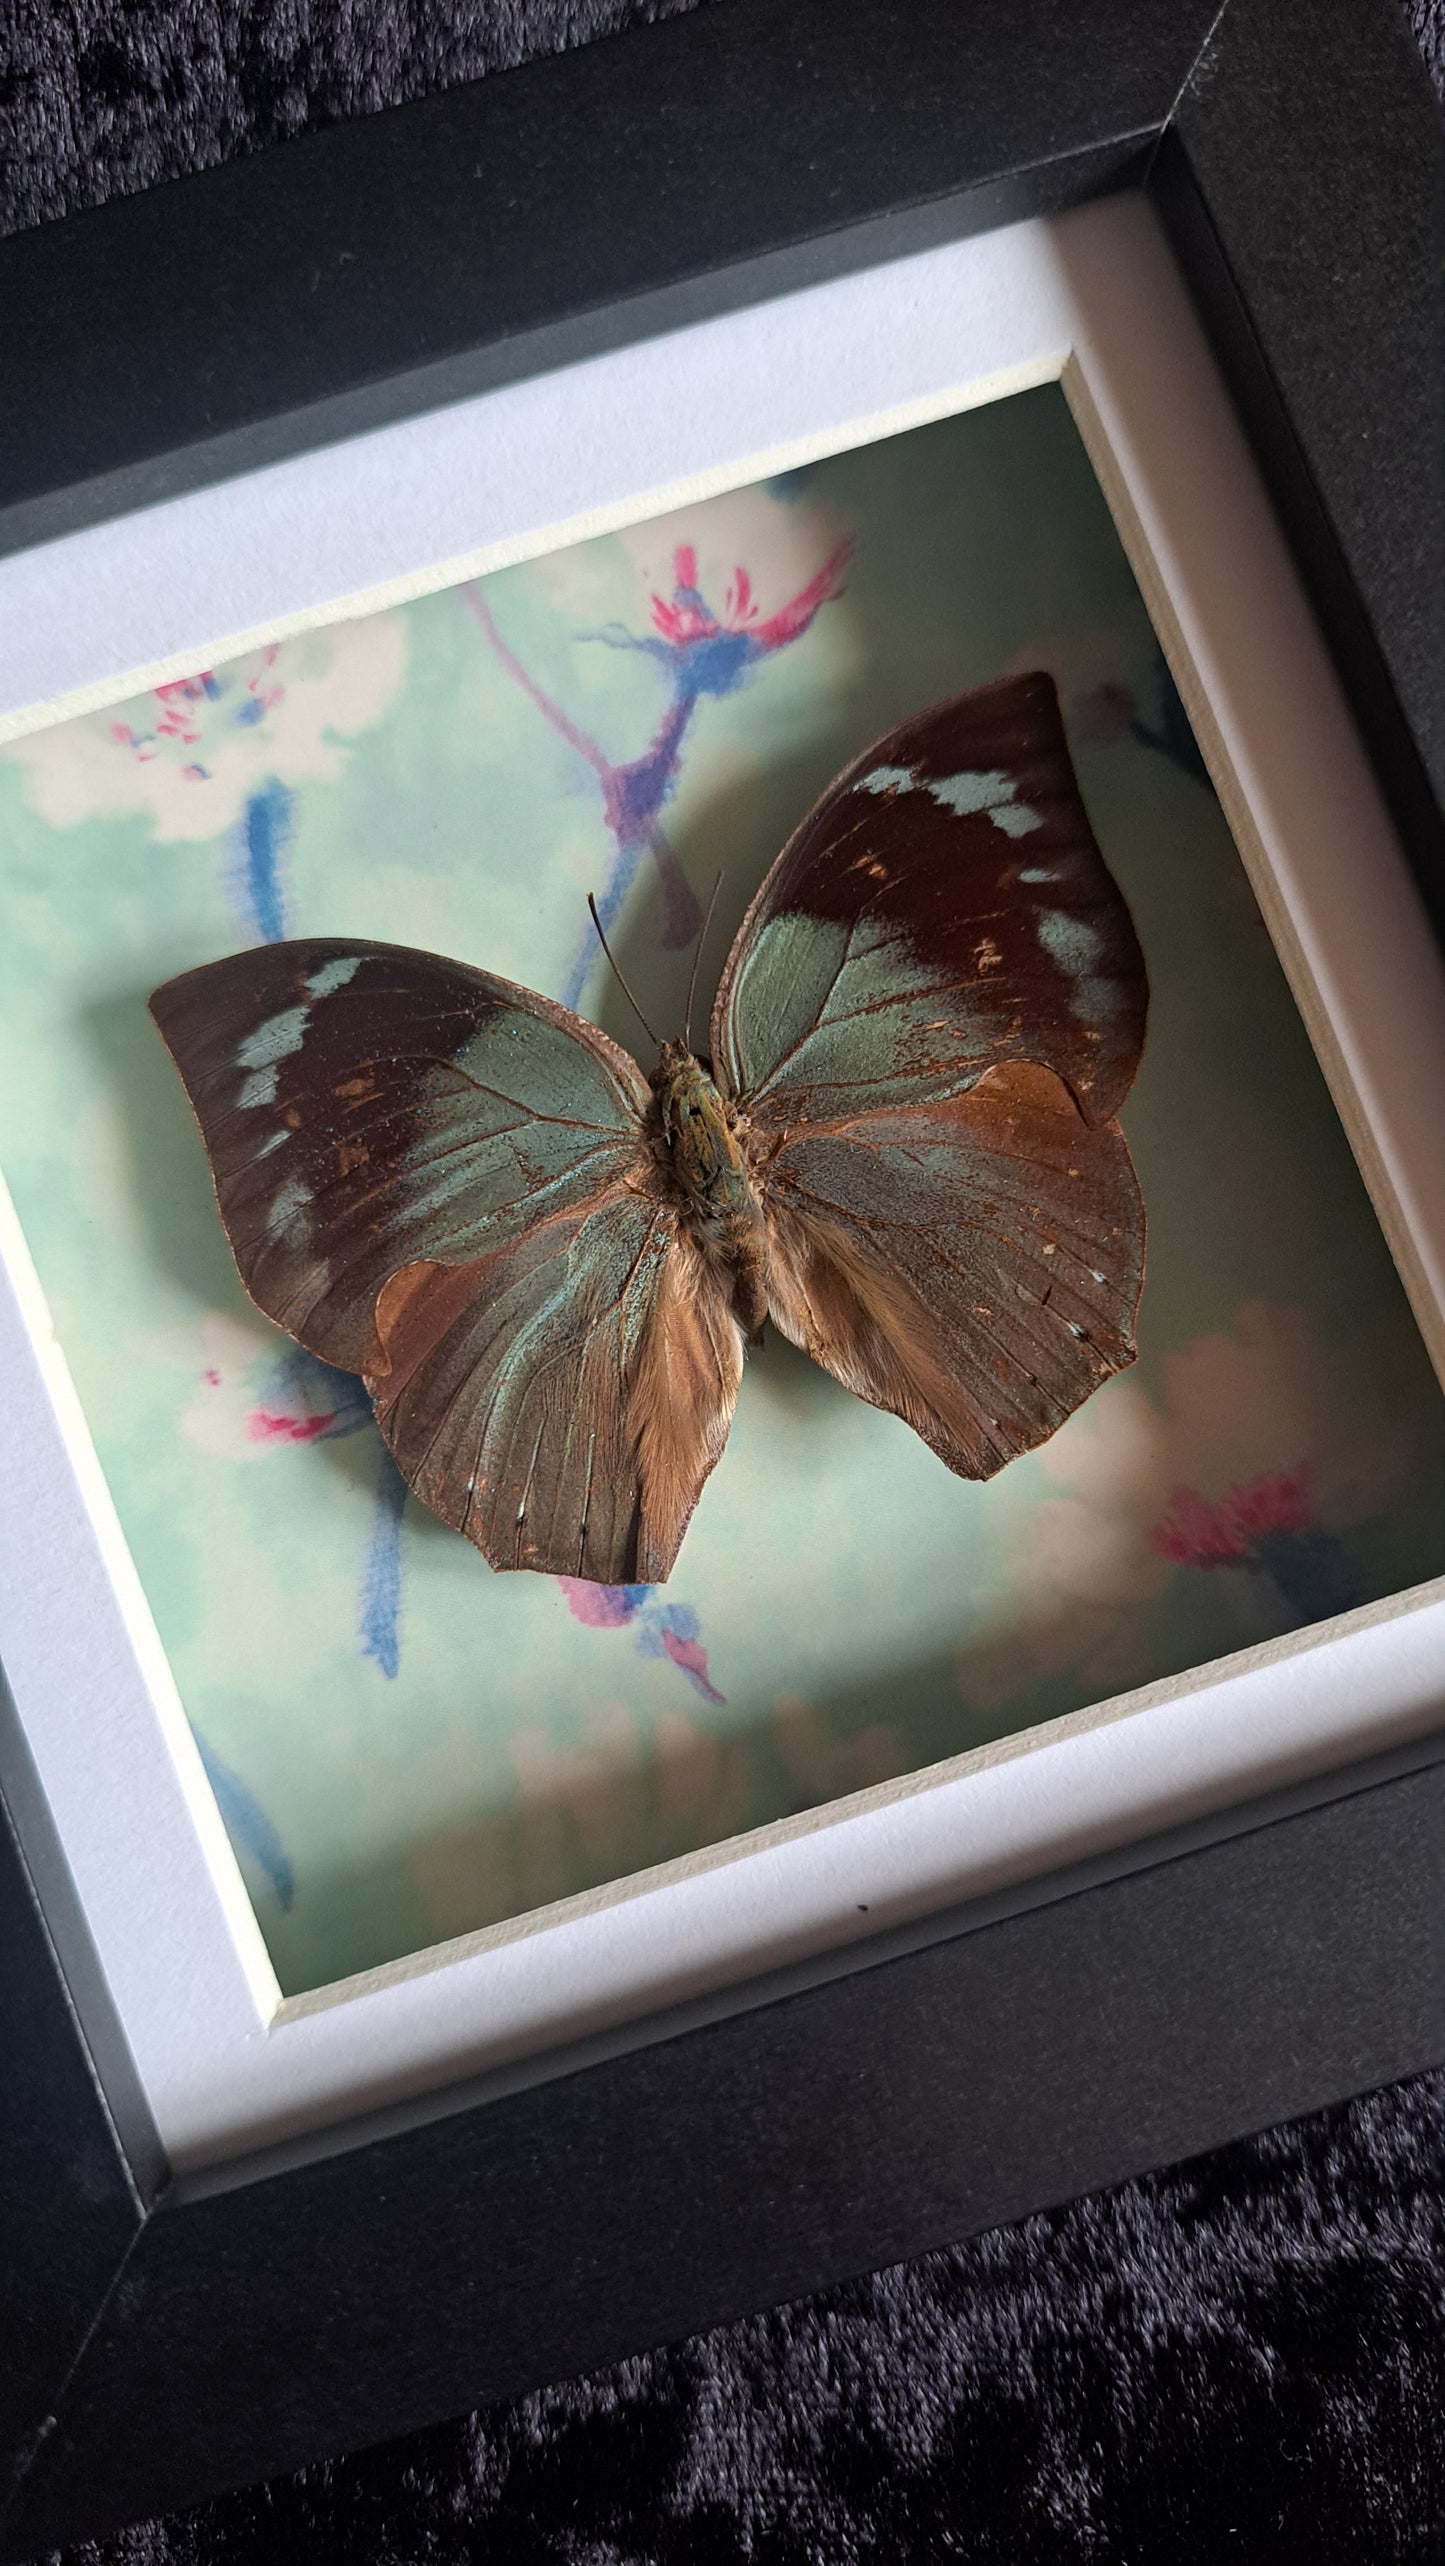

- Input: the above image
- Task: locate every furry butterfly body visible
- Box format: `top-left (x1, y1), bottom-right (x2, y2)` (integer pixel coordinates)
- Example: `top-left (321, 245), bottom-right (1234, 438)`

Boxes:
top-left (151, 672), bottom-right (1148, 1583)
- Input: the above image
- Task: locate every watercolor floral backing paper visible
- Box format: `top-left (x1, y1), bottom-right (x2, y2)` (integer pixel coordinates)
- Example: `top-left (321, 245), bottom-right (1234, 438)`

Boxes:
top-left (2, 388), bottom-right (1441, 1995)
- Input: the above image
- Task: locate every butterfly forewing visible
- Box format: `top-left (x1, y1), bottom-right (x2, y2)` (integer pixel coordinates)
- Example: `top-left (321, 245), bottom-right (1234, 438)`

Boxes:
top-left (712, 672), bottom-right (1146, 1128)
top-left (714, 675), bottom-right (1149, 1478)
top-left (151, 940), bottom-right (651, 1362)
top-left (150, 939), bottom-right (742, 1580)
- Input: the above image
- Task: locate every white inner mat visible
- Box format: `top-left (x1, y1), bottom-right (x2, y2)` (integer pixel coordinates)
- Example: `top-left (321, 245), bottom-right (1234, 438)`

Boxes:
top-left (1, 192), bottom-right (1442, 2171)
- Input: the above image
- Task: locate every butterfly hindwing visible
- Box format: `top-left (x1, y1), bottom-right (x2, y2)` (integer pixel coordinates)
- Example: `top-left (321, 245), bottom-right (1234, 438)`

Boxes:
top-left (366, 1194), bottom-right (742, 1581)
top-left (151, 939), bottom-right (742, 1579)
top-left (714, 676), bottom-right (1148, 1475)
top-left (762, 1062), bottom-right (1144, 1476)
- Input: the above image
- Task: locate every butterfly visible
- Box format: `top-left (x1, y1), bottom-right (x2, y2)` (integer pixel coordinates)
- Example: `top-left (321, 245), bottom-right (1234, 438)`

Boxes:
top-left (151, 671), bottom-right (1148, 1585)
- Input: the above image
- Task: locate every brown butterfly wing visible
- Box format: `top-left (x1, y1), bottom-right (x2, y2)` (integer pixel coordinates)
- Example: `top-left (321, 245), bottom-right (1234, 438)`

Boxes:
top-left (712, 676), bottom-right (1148, 1474)
top-left (761, 1064), bottom-right (1144, 1475)
top-left (151, 939), bottom-right (742, 1579)
top-left (369, 1204), bottom-right (742, 1581)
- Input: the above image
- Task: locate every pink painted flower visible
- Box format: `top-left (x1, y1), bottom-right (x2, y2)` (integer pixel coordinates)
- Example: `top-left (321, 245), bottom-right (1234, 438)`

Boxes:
top-left (558, 1579), bottom-right (726, 1703)
top-left (1150, 1466), bottom-right (1312, 1568)
top-left (657, 1625), bottom-right (725, 1706)
top-left (631, 541), bottom-right (853, 697)
top-left (1225, 1466), bottom-right (1314, 1544)
top-left (7, 620), bottom-right (407, 840)
top-left (557, 1581), bottom-right (647, 1629)
top-left (958, 1302), bottom-right (1415, 1716)
top-left (247, 1404), bottom-right (341, 1446)
top-left (1150, 1463), bottom-right (1362, 1623)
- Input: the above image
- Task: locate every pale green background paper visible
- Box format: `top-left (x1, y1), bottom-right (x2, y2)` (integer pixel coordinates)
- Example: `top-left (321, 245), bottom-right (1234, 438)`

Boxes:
top-left (2, 389), bottom-right (1441, 1994)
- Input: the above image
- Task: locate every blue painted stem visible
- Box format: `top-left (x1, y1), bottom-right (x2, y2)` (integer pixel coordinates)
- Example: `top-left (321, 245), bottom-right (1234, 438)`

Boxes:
top-left (360, 1449), bottom-right (409, 1678)
top-left (234, 776), bottom-right (296, 944)
top-left (561, 836), bottom-right (649, 1009)
top-left (193, 1729), bottom-right (294, 1908)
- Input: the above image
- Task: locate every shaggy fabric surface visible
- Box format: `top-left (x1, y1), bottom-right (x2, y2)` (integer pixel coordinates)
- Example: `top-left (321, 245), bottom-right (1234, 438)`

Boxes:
top-left (0, 0), bottom-right (712, 237)
top-left (52, 2073), bottom-right (1445, 2562)
top-left (6, 2), bottom-right (1442, 2558)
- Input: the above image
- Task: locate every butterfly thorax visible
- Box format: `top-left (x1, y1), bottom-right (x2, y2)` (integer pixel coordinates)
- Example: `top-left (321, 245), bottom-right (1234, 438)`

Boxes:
top-left (653, 1040), bottom-right (768, 1340)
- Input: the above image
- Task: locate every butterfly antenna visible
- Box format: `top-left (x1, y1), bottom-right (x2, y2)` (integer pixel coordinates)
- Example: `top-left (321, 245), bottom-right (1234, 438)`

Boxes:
top-left (586, 895), bottom-right (664, 1050)
top-left (683, 870), bottom-right (726, 1051)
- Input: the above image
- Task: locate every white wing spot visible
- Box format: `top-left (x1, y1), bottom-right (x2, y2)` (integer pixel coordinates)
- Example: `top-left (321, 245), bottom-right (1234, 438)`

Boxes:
top-left (307, 956), bottom-right (362, 999)
top-left (237, 1005), bottom-right (307, 1071)
top-left (857, 764), bottom-right (919, 796)
top-left (928, 768), bottom-right (1043, 836)
top-left (858, 761), bottom-right (1042, 835)
top-left (1038, 909), bottom-right (1108, 973)
top-left (239, 1065), bottom-right (279, 1109)
top-left (989, 799), bottom-right (1044, 838)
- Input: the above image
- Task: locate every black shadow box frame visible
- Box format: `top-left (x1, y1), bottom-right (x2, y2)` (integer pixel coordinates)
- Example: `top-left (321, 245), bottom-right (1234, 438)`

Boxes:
top-left (0, 0), bottom-right (1441, 2551)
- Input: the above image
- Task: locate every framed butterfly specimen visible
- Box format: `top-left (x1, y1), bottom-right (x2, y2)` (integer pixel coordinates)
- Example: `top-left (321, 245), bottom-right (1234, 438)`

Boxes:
top-left (151, 673), bottom-right (1147, 1584)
